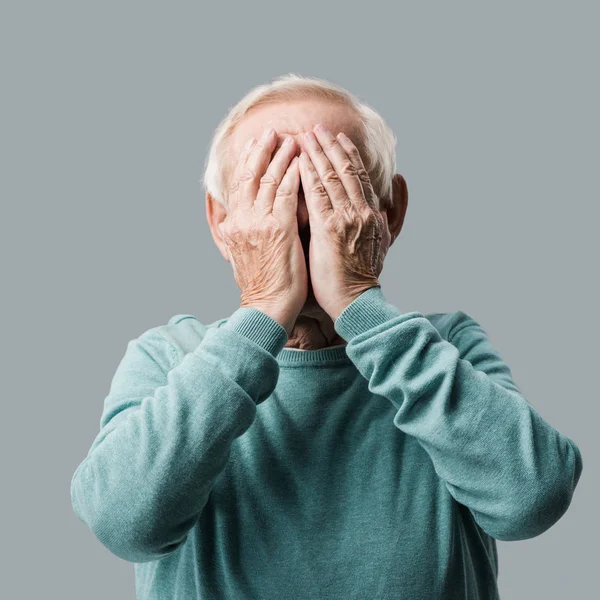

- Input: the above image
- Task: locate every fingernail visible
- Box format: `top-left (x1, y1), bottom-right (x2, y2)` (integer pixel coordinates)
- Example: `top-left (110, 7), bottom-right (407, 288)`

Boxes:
top-left (262, 128), bottom-right (274, 140)
top-left (283, 136), bottom-right (294, 146)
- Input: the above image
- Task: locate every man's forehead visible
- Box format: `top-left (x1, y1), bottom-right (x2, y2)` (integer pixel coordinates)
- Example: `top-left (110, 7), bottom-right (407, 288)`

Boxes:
top-left (228, 100), bottom-right (364, 158)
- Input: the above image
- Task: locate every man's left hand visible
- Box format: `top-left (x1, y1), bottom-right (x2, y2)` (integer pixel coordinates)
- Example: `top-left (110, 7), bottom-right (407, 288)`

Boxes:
top-left (299, 123), bottom-right (391, 322)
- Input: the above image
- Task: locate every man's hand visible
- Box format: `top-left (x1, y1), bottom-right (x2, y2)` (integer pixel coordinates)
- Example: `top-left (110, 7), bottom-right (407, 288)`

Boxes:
top-left (298, 123), bottom-right (391, 321)
top-left (219, 128), bottom-right (307, 335)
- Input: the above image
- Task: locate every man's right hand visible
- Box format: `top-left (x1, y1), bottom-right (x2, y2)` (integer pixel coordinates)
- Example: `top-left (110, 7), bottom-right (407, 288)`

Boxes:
top-left (218, 127), bottom-right (307, 336)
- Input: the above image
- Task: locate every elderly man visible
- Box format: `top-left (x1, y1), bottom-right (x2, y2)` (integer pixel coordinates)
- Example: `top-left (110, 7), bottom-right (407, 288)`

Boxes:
top-left (70, 74), bottom-right (583, 599)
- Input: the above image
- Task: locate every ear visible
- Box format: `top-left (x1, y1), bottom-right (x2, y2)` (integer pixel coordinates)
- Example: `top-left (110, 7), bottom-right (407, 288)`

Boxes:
top-left (205, 191), bottom-right (230, 262)
top-left (382, 173), bottom-right (408, 246)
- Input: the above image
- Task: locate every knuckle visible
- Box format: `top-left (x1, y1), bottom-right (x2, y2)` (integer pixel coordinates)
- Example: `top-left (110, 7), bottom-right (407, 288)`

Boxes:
top-left (275, 185), bottom-right (295, 199)
top-left (264, 216), bottom-right (283, 234)
top-left (239, 168), bottom-right (256, 183)
top-left (227, 221), bottom-right (243, 236)
top-left (322, 169), bottom-right (340, 184)
top-left (357, 167), bottom-right (371, 183)
top-left (309, 181), bottom-right (328, 198)
top-left (259, 172), bottom-right (278, 187)
top-left (347, 145), bottom-right (361, 159)
top-left (323, 137), bottom-right (337, 150)
top-left (340, 161), bottom-right (357, 176)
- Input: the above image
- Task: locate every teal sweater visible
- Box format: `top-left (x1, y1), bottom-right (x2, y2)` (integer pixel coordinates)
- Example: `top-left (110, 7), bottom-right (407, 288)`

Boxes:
top-left (70, 286), bottom-right (583, 599)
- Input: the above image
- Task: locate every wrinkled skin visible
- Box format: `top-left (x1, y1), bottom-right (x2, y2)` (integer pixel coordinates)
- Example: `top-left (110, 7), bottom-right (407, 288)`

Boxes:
top-left (218, 129), bottom-right (307, 335)
top-left (206, 99), bottom-right (408, 349)
top-left (297, 124), bottom-right (389, 321)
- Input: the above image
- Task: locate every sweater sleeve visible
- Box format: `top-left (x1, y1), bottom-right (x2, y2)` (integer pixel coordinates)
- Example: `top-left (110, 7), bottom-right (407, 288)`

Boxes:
top-left (70, 307), bottom-right (288, 563)
top-left (333, 285), bottom-right (583, 542)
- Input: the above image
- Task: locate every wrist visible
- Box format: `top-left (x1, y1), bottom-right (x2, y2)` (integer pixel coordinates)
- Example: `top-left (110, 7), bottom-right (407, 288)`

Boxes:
top-left (241, 303), bottom-right (297, 336)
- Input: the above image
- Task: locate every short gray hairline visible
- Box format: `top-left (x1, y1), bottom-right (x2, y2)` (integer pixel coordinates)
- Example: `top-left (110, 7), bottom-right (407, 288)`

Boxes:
top-left (201, 73), bottom-right (397, 210)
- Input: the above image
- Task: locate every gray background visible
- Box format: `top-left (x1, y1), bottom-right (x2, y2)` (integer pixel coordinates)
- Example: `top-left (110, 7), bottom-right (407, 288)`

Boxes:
top-left (2, 1), bottom-right (597, 598)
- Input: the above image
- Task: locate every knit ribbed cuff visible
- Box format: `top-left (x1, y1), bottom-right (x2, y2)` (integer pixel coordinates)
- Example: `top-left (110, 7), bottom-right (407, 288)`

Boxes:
top-left (334, 286), bottom-right (403, 342)
top-left (223, 306), bottom-right (289, 358)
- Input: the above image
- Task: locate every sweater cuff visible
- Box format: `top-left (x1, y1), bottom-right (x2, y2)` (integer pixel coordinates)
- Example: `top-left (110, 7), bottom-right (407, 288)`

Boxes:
top-left (334, 286), bottom-right (403, 342)
top-left (223, 306), bottom-right (289, 357)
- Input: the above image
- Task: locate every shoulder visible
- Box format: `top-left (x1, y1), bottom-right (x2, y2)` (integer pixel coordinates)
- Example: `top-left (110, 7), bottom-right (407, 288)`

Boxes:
top-left (426, 309), bottom-right (521, 393)
top-left (133, 313), bottom-right (227, 370)
top-left (424, 309), bottom-right (483, 344)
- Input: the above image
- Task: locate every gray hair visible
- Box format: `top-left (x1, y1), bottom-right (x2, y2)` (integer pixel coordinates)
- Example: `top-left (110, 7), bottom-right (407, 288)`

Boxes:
top-left (201, 73), bottom-right (397, 210)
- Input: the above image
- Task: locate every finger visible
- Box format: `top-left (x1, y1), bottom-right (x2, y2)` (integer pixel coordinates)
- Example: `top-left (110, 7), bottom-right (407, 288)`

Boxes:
top-left (302, 130), bottom-right (349, 211)
top-left (255, 135), bottom-right (298, 214)
top-left (272, 155), bottom-right (300, 225)
top-left (312, 124), bottom-right (368, 211)
top-left (228, 136), bottom-right (256, 213)
top-left (334, 131), bottom-right (379, 212)
top-left (299, 150), bottom-right (333, 220)
top-left (239, 127), bottom-right (278, 210)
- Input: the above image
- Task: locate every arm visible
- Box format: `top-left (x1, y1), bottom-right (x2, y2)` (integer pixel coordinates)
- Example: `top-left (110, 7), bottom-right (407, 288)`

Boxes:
top-left (70, 307), bottom-right (288, 562)
top-left (333, 286), bottom-right (583, 541)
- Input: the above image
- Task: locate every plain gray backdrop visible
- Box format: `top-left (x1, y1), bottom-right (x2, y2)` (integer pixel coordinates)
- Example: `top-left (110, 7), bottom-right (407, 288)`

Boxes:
top-left (2, 1), bottom-right (598, 598)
